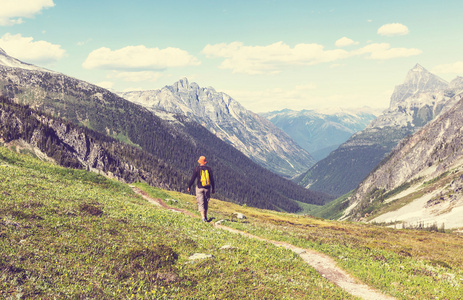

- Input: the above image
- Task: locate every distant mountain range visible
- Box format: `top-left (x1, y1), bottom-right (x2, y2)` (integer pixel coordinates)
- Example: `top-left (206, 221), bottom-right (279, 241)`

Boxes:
top-left (342, 88), bottom-right (463, 229)
top-left (296, 64), bottom-right (463, 197)
top-left (261, 109), bottom-right (378, 161)
top-left (119, 79), bottom-right (315, 178)
top-left (0, 48), bottom-right (331, 212)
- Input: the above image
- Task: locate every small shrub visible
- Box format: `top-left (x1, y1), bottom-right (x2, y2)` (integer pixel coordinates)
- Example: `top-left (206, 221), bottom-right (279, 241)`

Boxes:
top-left (116, 244), bottom-right (179, 279)
top-left (10, 210), bottom-right (43, 220)
top-left (373, 255), bottom-right (387, 262)
top-left (398, 250), bottom-right (412, 257)
top-left (429, 259), bottom-right (452, 269)
top-left (79, 203), bottom-right (103, 217)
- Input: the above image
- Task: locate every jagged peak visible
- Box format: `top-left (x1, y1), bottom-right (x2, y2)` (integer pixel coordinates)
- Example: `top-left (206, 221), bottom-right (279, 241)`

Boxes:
top-left (411, 63), bottom-right (425, 72)
top-left (179, 77), bottom-right (189, 86)
top-left (0, 47), bottom-right (6, 56)
top-left (405, 64), bottom-right (435, 81)
top-left (403, 63), bottom-right (448, 86)
top-left (389, 64), bottom-right (449, 108)
top-left (449, 76), bottom-right (463, 90)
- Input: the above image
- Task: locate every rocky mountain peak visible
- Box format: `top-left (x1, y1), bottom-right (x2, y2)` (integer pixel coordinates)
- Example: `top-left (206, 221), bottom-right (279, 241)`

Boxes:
top-left (410, 63), bottom-right (425, 72)
top-left (0, 47), bottom-right (7, 56)
top-left (119, 79), bottom-right (315, 177)
top-left (178, 77), bottom-right (189, 89)
top-left (449, 76), bottom-right (463, 90)
top-left (390, 64), bottom-right (448, 108)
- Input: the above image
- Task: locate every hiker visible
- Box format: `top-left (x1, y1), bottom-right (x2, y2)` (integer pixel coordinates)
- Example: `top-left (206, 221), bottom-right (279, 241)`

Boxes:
top-left (187, 156), bottom-right (215, 222)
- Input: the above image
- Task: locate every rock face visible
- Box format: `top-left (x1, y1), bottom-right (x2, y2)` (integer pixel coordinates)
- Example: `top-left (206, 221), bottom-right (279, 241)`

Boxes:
top-left (342, 91), bottom-right (463, 228)
top-left (389, 64), bottom-right (449, 108)
top-left (0, 102), bottom-right (178, 190)
top-left (261, 109), bottom-right (377, 161)
top-left (119, 79), bottom-right (315, 178)
top-left (296, 64), bottom-right (462, 197)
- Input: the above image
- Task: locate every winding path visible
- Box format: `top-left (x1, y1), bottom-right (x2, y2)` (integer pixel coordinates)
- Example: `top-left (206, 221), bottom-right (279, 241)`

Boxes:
top-left (131, 186), bottom-right (396, 300)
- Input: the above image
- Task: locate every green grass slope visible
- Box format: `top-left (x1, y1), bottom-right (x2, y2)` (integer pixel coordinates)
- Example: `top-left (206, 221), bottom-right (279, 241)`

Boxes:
top-left (3, 144), bottom-right (463, 299)
top-left (0, 145), bottom-right (352, 299)
top-left (144, 186), bottom-right (463, 299)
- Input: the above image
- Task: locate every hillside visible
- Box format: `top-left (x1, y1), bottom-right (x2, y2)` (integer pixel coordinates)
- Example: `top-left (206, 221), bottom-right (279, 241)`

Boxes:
top-left (0, 49), bottom-right (331, 212)
top-left (0, 146), bottom-right (353, 299)
top-left (119, 79), bottom-right (315, 178)
top-left (1, 145), bottom-right (463, 299)
top-left (340, 91), bottom-right (463, 228)
top-left (0, 95), bottom-right (330, 213)
top-left (296, 64), bottom-right (463, 197)
top-left (261, 109), bottom-right (377, 161)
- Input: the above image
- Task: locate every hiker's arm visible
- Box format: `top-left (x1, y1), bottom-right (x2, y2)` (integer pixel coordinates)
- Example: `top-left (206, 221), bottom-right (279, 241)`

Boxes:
top-left (187, 167), bottom-right (197, 191)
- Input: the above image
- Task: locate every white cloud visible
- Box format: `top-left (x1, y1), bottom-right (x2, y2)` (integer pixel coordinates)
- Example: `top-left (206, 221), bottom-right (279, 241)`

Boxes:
top-left (335, 37), bottom-right (359, 47)
top-left (0, 0), bottom-right (54, 26)
top-left (295, 83), bottom-right (317, 90)
top-left (433, 61), bottom-right (463, 74)
top-left (354, 43), bottom-right (422, 60)
top-left (203, 41), bottom-right (422, 74)
top-left (330, 63), bottom-right (346, 68)
top-left (377, 23), bottom-right (409, 36)
top-left (108, 71), bottom-right (163, 82)
top-left (83, 45), bottom-right (201, 70)
top-left (202, 41), bottom-right (349, 75)
top-left (0, 33), bottom-right (65, 63)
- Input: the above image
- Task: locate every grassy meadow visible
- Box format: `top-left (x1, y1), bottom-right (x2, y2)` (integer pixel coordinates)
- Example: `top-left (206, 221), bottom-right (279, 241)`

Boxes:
top-left (2, 144), bottom-right (463, 299)
top-left (0, 145), bottom-right (353, 299)
top-left (139, 184), bottom-right (463, 299)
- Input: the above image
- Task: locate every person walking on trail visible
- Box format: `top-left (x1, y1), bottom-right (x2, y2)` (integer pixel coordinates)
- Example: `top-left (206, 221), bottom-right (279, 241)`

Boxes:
top-left (188, 156), bottom-right (215, 222)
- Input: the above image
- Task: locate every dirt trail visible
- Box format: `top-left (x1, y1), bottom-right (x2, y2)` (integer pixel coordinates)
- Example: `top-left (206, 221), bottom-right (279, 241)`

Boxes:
top-left (131, 187), bottom-right (396, 300)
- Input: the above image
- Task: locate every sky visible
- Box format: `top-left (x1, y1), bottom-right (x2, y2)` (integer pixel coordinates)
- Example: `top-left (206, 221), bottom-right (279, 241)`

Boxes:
top-left (1, 0), bottom-right (463, 113)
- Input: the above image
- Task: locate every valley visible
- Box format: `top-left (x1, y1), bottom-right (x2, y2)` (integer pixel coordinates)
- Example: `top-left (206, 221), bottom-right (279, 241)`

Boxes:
top-left (2, 2), bottom-right (463, 299)
top-left (1, 145), bottom-right (463, 299)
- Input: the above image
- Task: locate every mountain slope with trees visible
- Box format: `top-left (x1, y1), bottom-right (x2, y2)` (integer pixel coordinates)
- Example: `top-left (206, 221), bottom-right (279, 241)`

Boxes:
top-left (0, 50), bottom-right (331, 212)
top-left (119, 78), bottom-right (315, 178)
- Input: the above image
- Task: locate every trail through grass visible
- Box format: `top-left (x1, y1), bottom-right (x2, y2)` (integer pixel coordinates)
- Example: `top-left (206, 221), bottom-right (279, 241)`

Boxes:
top-left (135, 183), bottom-right (463, 300)
top-left (0, 146), bottom-right (354, 299)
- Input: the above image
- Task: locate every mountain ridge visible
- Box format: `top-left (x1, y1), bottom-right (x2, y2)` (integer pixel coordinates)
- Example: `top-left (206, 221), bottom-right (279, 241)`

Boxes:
top-left (0, 49), bottom-right (331, 212)
top-left (341, 90), bottom-right (463, 228)
top-left (261, 109), bottom-right (377, 161)
top-left (295, 64), bottom-right (462, 197)
top-left (119, 78), bottom-right (315, 178)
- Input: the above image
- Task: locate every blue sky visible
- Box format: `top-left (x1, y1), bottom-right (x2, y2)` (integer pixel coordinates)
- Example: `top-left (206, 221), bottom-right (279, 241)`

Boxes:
top-left (1, 0), bottom-right (463, 112)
